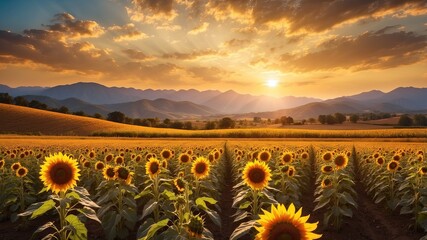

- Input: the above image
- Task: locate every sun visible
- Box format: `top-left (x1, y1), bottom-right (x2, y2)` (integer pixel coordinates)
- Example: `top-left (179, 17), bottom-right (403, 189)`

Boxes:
top-left (266, 79), bottom-right (278, 88)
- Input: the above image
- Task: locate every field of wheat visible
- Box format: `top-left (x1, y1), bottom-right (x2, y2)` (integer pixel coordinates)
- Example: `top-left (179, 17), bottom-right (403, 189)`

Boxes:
top-left (0, 138), bottom-right (426, 240)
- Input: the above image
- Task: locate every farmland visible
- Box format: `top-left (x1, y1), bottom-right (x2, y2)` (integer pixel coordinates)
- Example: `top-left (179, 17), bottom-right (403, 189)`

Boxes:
top-left (0, 137), bottom-right (426, 240)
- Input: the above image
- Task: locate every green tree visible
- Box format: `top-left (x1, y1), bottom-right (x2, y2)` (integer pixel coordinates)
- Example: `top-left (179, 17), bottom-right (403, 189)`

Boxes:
top-left (326, 115), bottom-right (336, 124)
top-left (413, 114), bottom-right (427, 126)
top-left (318, 115), bottom-right (326, 124)
top-left (0, 93), bottom-right (13, 104)
top-left (350, 114), bottom-right (359, 123)
top-left (219, 117), bottom-right (235, 129)
top-left (398, 115), bottom-right (413, 126)
top-left (205, 121), bottom-right (216, 130)
top-left (14, 96), bottom-right (28, 106)
top-left (107, 111), bottom-right (125, 123)
top-left (334, 113), bottom-right (346, 124)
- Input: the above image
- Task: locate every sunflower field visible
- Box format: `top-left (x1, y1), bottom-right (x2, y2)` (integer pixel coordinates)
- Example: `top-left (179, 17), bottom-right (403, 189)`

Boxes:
top-left (0, 139), bottom-right (426, 240)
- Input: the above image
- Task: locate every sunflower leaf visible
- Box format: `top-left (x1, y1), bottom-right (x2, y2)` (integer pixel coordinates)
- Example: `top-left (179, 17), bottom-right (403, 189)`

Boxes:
top-left (141, 199), bottom-right (158, 221)
top-left (229, 220), bottom-right (256, 240)
top-left (139, 218), bottom-right (169, 240)
top-left (30, 199), bottom-right (56, 219)
top-left (66, 214), bottom-right (87, 240)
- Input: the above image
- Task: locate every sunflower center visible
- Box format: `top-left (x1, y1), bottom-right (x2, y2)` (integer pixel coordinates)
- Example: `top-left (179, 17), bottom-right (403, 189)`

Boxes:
top-left (150, 162), bottom-right (160, 174)
top-left (282, 155), bottom-right (291, 163)
top-left (195, 163), bottom-right (207, 174)
top-left (260, 152), bottom-right (270, 161)
top-left (117, 167), bottom-right (130, 180)
top-left (49, 162), bottom-right (73, 185)
top-left (323, 153), bottom-right (332, 161)
top-left (334, 156), bottom-right (345, 166)
top-left (268, 222), bottom-right (301, 240)
top-left (106, 167), bottom-right (115, 178)
top-left (389, 162), bottom-right (398, 170)
top-left (162, 151), bottom-right (171, 159)
top-left (180, 155), bottom-right (189, 163)
top-left (18, 168), bottom-right (26, 176)
top-left (248, 168), bottom-right (266, 184)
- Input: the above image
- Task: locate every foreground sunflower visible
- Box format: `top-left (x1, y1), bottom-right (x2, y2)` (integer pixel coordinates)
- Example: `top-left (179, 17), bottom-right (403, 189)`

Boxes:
top-left (256, 203), bottom-right (322, 240)
top-left (242, 160), bottom-right (271, 190)
top-left (103, 164), bottom-right (116, 180)
top-left (40, 152), bottom-right (80, 194)
top-left (334, 154), bottom-right (348, 170)
top-left (146, 157), bottom-right (161, 179)
top-left (191, 157), bottom-right (210, 179)
top-left (116, 166), bottom-right (133, 185)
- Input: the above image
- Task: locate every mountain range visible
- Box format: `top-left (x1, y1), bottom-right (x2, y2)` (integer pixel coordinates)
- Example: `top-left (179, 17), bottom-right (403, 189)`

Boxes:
top-left (1, 83), bottom-right (427, 119)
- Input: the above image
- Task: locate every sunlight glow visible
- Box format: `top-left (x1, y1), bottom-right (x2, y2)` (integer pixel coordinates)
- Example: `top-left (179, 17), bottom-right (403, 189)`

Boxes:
top-left (266, 79), bottom-right (279, 88)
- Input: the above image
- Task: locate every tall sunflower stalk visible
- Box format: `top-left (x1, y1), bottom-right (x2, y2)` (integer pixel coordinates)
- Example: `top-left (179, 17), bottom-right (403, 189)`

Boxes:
top-left (18, 153), bottom-right (100, 240)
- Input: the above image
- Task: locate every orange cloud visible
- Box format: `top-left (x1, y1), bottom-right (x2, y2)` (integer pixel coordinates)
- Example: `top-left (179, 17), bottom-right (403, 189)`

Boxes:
top-left (188, 22), bottom-right (209, 35)
top-left (45, 13), bottom-right (104, 40)
top-left (281, 26), bottom-right (427, 71)
top-left (108, 23), bottom-right (148, 42)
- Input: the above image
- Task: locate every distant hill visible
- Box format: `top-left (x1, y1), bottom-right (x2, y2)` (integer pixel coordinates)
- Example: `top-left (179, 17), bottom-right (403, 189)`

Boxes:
top-left (0, 103), bottom-right (159, 135)
top-left (1, 82), bottom-right (321, 113)
top-left (18, 95), bottom-right (217, 119)
top-left (105, 98), bottom-right (218, 119)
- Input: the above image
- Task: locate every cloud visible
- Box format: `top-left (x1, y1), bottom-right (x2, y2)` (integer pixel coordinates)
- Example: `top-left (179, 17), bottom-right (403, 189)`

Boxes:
top-left (133, 0), bottom-right (174, 14)
top-left (188, 22), bottom-right (209, 35)
top-left (108, 23), bottom-right (148, 42)
top-left (187, 66), bottom-right (231, 82)
top-left (161, 49), bottom-right (222, 60)
top-left (282, 27), bottom-right (427, 71)
top-left (122, 49), bottom-right (154, 61)
top-left (223, 38), bottom-right (252, 48)
top-left (127, 0), bottom-right (178, 24)
top-left (0, 24), bottom-right (115, 74)
top-left (45, 12), bottom-right (104, 39)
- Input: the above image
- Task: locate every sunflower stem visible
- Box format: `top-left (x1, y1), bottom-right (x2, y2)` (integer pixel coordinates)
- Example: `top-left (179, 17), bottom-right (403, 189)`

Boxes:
top-left (153, 175), bottom-right (160, 222)
top-left (19, 177), bottom-right (25, 212)
top-left (252, 189), bottom-right (259, 217)
top-left (59, 191), bottom-right (67, 240)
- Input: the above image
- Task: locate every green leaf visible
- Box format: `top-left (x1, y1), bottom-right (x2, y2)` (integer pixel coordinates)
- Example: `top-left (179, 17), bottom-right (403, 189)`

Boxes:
top-left (66, 214), bottom-right (87, 240)
top-left (32, 222), bottom-right (55, 238)
top-left (229, 220), bottom-right (256, 240)
top-left (313, 196), bottom-right (330, 212)
top-left (31, 199), bottom-right (56, 219)
top-left (78, 206), bottom-right (101, 224)
top-left (139, 218), bottom-right (169, 240)
top-left (239, 201), bottom-right (251, 209)
top-left (66, 192), bottom-right (80, 200)
top-left (196, 197), bottom-right (217, 210)
top-left (205, 209), bottom-right (221, 228)
top-left (162, 190), bottom-right (177, 201)
top-left (141, 199), bottom-right (158, 221)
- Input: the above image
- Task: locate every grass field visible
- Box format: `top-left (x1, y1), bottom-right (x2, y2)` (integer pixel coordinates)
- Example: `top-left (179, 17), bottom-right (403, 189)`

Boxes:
top-left (1, 104), bottom-right (426, 139)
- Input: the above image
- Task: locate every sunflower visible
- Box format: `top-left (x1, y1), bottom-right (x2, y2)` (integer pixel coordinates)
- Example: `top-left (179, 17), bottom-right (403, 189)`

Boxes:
top-left (187, 214), bottom-right (204, 238)
top-left (178, 171), bottom-right (185, 178)
top-left (322, 152), bottom-right (332, 161)
top-left (392, 154), bottom-right (401, 161)
top-left (419, 166), bottom-right (427, 176)
top-left (191, 157), bottom-right (210, 180)
top-left (40, 153), bottom-right (80, 194)
top-left (134, 155), bottom-right (142, 163)
top-left (104, 154), bottom-right (114, 162)
top-left (179, 153), bottom-right (191, 164)
top-left (161, 160), bottom-right (168, 169)
top-left (255, 203), bottom-right (322, 240)
top-left (281, 152), bottom-right (294, 164)
top-left (321, 165), bottom-right (333, 174)
top-left (11, 162), bottom-right (21, 171)
top-left (160, 149), bottom-right (173, 160)
top-left (0, 159), bottom-right (5, 169)
top-left (258, 150), bottom-right (271, 162)
top-left (103, 165), bottom-right (116, 180)
top-left (16, 166), bottom-right (28, 177)
top-left (89, 151), bottom-right (96, 159)
top-left (321, 178), bottom-right (333, 189)
top-left (242, 160), bottom-right (271, 190)
top-left (301, 152), bottom-right (309, 160)
top-left (95, 161), bottom-right (105, 171)
top-left (387, 160), bottom-right (399, 172)
top-left (287, 166), bottom-right (296, 177)
top-left (334, 154), bottom-right (348, 170)
top-left (376, 156), bottom-right (385, 166)
top-left (146, 158), bottom-right (161, 179)
top-left (114, 156), bottom-right (124, 165)
top-left (116, 166), bottom-right (133, 185)
top-left (174, 177), bottom-right (185, 193)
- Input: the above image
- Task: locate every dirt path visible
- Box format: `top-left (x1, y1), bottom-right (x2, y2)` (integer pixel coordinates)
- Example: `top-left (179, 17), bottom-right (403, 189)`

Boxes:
top-left (213, 142), bottom-right (236, 240)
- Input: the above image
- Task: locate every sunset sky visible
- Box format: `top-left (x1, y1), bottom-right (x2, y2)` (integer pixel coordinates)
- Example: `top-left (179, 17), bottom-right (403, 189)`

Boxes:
top-left (0, 0), bottom-right (426, 99)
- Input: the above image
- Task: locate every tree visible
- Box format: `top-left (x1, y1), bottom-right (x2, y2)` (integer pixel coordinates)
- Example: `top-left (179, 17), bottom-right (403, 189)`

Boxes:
top-left (334, 113), bottom-right (346, 124)
top-left (308, 118), bottom-right (316, 124)
top-left (0, 93), bottom-right (13, 104)
top-left (350, 114), bottom-right (359, 123)
top-left (107, 111), bottom-right (125, 123)
top-left (73, 111), bottom-right (85, 116)
top-left (93, 113), bottom-right (102, 119)
top-left (14, 96), bottom-right (28, 106)
top-left (205, 121), bottom-right (216, 130)
top-left (398, 115), bottom-right (413, 126)
top-left (253, 117), bottom-right (262, 123)
top-left (29, 100), bottom-right (47, 110)
top-left (171, 121), bottom-right (184, 129)
top-left (318, 115), bottom-right (326, 124)
top-left (414, 114), bottom-right (427, 126)
top-left (280, 116), bottom-right (293, 125)
top-left (184, 121), bottom-right (193, 130)
top-left (219, 117), bottom-right (235, 129)
top-left (326, 115), bottom-right (336, 124)
top-left (163, 118), bottom-right (171, 126)
top-left (58, 106), bottom-right (69, 114)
